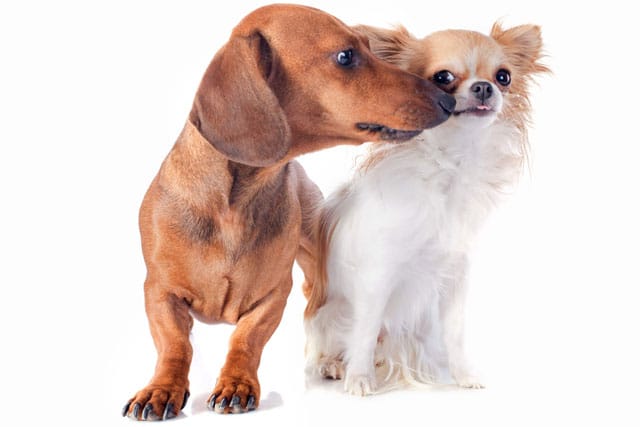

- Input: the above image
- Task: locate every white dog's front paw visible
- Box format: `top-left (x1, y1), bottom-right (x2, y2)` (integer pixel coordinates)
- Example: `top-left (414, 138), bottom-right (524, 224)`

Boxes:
top-left (453, 372), bottom-right (485, 389)
top-left (450, 360), bottom-right (485, 389)
top-left (344, 373), bottom-right (376, 396)
top-left (457, 378), bottom-right (485, 389)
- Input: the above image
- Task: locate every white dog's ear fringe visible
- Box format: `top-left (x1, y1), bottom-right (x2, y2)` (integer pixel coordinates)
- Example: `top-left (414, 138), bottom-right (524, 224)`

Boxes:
top-left (353, 24), bottom-right (417, 70)
top-left (489, 21), bottom-right (551, 174)
top-left (490, 21), bottom-right (551, 78)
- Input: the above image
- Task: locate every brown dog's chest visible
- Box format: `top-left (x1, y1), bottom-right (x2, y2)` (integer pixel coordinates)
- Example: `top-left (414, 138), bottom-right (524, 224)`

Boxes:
top-left (143, 195), bottom-right (300, 324)
top-left (185, 197), bottom-right (301, 323)
top-left (141, 139), bottom-right (302, 324)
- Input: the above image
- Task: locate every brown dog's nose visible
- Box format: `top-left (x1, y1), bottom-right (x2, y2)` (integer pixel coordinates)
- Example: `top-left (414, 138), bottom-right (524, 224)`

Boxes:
top-left (471, 81), bottom-right (493, 102)
top-left (438, 93), bottom-right (456, 115)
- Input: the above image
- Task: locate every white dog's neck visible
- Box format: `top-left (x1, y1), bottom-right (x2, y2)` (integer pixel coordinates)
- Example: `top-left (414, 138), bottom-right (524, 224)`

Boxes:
top-left (412, 117), bottom-right (525, 186)
top-left (422, 115), bottom-right (514, 149)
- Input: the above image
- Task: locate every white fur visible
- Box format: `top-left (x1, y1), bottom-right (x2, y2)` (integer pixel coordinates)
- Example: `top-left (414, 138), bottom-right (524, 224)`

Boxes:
top-left (305, 82), bottom-right (526, 395)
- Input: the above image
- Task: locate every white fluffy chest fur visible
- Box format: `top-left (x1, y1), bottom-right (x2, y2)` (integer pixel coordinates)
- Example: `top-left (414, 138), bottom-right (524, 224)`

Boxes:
top-left (331, 120), bottom-right (522, 268)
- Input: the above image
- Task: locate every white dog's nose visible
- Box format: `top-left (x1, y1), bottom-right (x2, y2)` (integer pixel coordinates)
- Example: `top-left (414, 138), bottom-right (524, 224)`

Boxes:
top-left (470, 81), bottom-right (493, 101)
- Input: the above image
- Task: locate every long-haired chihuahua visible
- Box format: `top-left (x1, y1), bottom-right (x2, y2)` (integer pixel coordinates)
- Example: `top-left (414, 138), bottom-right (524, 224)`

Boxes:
top-left (304, 22), bottom-right (549, 395)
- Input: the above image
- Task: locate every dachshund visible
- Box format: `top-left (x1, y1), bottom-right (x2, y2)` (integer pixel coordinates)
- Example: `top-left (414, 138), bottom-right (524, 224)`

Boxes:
top-left (122, 3), bottom-right (454, 419)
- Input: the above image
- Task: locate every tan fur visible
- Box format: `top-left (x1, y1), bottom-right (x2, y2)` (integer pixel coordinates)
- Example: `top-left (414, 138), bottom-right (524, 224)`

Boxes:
top-left (123, 4), bottom-right (451, 419)
top-left (303, 185), bottom-right (347, 316)
top-left (490, 22), bottom-right (551, 161)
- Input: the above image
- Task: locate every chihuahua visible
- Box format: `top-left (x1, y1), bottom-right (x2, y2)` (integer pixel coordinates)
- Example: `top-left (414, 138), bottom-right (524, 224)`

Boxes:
top-left (304, 22), bottom-right (549, 395)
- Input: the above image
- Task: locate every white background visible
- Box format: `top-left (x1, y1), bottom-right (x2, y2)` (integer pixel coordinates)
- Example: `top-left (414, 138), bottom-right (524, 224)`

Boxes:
top-left (2, 1), bottom-right (639, 426)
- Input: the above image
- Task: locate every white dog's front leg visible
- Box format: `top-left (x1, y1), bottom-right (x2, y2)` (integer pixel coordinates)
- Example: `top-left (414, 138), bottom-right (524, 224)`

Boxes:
top-left (343, 291), bottom-right (387, 396)
top-left (440, 260), bottom-right (484, 389)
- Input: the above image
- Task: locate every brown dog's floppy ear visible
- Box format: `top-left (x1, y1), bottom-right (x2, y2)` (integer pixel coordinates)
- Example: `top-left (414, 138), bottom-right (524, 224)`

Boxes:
top-left (189, 32), bottom-right (291, 167)
top-left (353, 24), bottom-right (416, 70)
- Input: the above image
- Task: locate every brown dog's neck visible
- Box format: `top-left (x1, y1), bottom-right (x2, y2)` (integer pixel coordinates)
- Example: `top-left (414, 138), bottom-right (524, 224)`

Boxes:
top-left (156, 120), bottom-right (292, 249)
top-left (165, 120), bottom-right (289, 211)
top-left (226, 160), bottom-right (286, 206)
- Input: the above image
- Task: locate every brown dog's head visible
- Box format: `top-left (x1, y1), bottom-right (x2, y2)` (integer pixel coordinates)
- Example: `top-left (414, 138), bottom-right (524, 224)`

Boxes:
top-left (189, 4), bottom-right (454, 167)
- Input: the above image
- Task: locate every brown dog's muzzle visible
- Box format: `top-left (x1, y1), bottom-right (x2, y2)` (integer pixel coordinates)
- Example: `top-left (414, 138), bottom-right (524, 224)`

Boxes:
top-left (354, 79), bottom-right (455, 142)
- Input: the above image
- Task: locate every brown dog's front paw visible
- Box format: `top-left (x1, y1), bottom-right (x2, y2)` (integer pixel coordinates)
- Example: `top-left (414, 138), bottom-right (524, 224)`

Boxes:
top-left (122, 387), bottom-right (190, 421)
top-left (206, 376), bottom-right (259, 414)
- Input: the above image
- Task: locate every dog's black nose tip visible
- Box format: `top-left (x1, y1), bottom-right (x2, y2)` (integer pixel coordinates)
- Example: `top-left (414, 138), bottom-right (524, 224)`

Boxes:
top-left (438, 94), bottom-right (456, 114)
top-left (471, 81), bottom-right (493, 101)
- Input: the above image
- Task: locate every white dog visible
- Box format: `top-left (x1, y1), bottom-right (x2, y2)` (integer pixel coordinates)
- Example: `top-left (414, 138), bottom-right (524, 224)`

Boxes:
top-left (304, 22), bottom-right (548, 395)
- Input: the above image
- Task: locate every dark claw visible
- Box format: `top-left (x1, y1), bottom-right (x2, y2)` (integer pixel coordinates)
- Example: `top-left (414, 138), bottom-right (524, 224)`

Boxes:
top-left (162, 403), bottom-right (175, 420)
top-left (132, 402), bottom-right (141, 419)
top-left (247, 395), bottom-right (256, 411)
top-left (207, 394), bottom-right (217, 411)
top-left (218, 397), bottom-right (229, 410)
top-left (230, 396), bottom-right (240, 407)
top-left (142, 403), bottom-right (153, 421)
top-left (230, 395), bottom-right (241, 413)
top-left (122, 400), bottom-right (132, 417)
top-left (181, 390), bottom-right (190, 410)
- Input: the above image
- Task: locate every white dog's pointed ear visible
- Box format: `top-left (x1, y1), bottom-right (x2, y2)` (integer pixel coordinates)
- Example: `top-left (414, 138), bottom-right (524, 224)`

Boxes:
top-left (490, 22), bottom-right (549, 75)
top-left (189, 32), bottom-right (291, 167)
top-left (353, 24), bottom-right (416, 70)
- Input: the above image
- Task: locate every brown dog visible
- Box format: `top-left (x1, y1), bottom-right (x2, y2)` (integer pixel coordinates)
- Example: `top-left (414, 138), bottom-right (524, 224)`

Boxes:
top-left (122, 4), bottom-right (453, 420)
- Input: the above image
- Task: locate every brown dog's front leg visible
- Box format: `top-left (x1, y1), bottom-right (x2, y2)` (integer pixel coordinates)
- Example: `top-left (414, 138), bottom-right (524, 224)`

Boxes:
top-left (207, 284), bottom-right (291, 414)
top-left (123, 285), bottom-right (193, 421)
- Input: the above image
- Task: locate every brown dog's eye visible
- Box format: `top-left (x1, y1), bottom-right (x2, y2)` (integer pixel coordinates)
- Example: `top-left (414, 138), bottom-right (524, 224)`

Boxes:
top-left (336, 49), bottom-right (354, 67)
top-left (496, 69), bottom-right (511, 86)
top-left (433, 70), bottom-right (455, 85)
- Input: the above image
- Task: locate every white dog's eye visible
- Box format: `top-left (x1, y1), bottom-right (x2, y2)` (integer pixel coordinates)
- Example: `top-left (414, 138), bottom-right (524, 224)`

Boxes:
top-left (433, 70), bottom-right (455, 85)
top-left (496, 69), bottom-right (511, 86)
